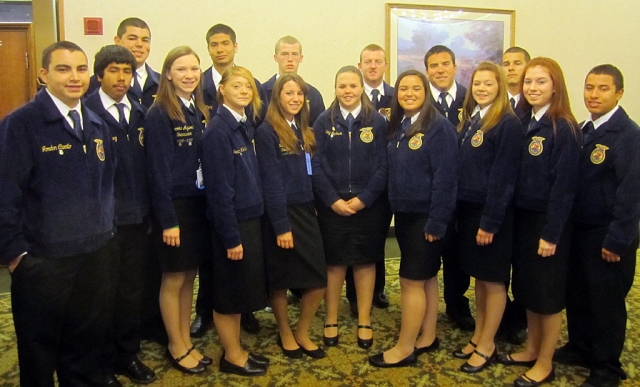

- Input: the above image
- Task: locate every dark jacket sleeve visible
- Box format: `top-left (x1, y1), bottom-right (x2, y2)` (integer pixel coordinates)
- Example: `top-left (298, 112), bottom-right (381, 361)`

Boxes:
top-left (357, 114), bottom-right (389, 207)
top-left (426, 121), bottom-right (458, 237)
top-left (311, 112), bottom-right (341, 207)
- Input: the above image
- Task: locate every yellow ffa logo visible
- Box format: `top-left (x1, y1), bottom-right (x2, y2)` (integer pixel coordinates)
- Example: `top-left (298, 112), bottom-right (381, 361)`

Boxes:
top-left (529, 136), bottom-right (545, 156)
top-left (138, 127), bottom-right (144, 146)
top-left (458, 108), bottom-right (464, 122)
top-left (306, 99), bottom-right (311, 110)
top-left (205, 104), bottom-right (213, 112)
top-left (590, 144), bottom-right (609, 164)
top-left (379, 107), bottom-right (391, 121)
top-left (471, 130), bottom-right (484, 147)
top-left (408, 133), bottom-right (424, 150)
top-left (95, 139), bottom-right (105, 161)
top-left (360, 127), bottom-right (374, 143)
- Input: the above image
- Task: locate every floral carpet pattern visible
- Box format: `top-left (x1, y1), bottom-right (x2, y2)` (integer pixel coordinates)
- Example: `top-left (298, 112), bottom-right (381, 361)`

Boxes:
top-left (0, 254), bottom-right (639, 386)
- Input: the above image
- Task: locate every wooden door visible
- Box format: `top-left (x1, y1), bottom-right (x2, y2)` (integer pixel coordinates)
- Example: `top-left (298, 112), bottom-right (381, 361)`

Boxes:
top-left (0, 24), bottom-right (36, 120)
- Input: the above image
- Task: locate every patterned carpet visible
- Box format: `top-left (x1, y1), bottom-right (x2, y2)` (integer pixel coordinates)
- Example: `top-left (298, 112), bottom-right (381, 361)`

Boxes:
top-left (0, 255), bottom-right (639, 386)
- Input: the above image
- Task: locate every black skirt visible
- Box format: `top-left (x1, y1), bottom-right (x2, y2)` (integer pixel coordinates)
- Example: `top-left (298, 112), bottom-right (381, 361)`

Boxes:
top-left (458, 201), bottom-right (513, 282)
top-left (153, 196), bottom-right (210, 273)
top-left (316, 194), bottom-right (390, 266)
top-left (395, 212), bottom-right (443, 280)
top-left (211, 217), bottom-right (268, 314)
top-left (263, 202), bottom-right (327, 291)
top-left (512, 207), bottom-right (571, 314)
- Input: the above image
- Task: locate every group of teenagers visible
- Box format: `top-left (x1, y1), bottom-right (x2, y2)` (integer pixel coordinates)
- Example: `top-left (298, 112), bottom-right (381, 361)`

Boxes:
top-left (0, 15), bottom-right (638, 387)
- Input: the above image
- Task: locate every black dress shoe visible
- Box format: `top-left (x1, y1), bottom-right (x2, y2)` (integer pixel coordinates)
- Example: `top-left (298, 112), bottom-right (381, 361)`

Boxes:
top-left (297, 342), bottom-right (326, 359)
top-left (104, 373), bottom-right (122, 387)
top-left (581, 368), bottom-right (622, 387)
top-left (323, 323), bottom-right (339, 347)
top-left (368, 351), bottom-right (417, 368)
top-left (372, 291), bottom-right (390, 309)
top-left (277, 337), bottom-right (303, 359)
top-left (349, 301), bottom-right (358, 318)
top-left (115, 356), bottom-right (157, 384)
top-left (506, 327), bottom-right (528, 345)
top-left (357, 325), bottom-right (373, 349)
top-left (165, 348), bottom-right (206, 374)
top-left (415, 337), bottom-right (440, 356)
top-left (219, 356), bottom-right (267, 376)
top-left (514, 367), bottom-right (555, 387)
top-left (497, 353), bottom-right (537, 367)
top-left (452, 340), bottom-right (477, 359)
top-left (190, 314), bottom-right (212, 338)
top-left (460, 348), bottom-right (497, 373)
top-left (453, 316), bottom-right (476, 331)
top-left (240, 312), bottom-right (261, 334)
top-left (188, 345), bottom-right (212, 366)
top-left (248, 352), bottom-right (270, 366)
top-left (553, 343), bottom-right (590, 368)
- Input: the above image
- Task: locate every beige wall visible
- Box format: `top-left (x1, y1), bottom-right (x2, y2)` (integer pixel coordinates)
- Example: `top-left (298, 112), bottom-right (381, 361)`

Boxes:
top-left (62, 0), bottom-right (640, 120)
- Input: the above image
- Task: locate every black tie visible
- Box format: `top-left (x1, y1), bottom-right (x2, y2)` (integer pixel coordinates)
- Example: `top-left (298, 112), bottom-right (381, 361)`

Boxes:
top-left (346, 113), bottom-right (354, 130)
top-left (69, 110), bottom-right (83, 140)
top-left (472, 112), bottom-right (481, 125)
top-left (115, 103), bottom-right (127, 129)
top-left (510, 97), bottom-right (516, 110)
top-left (371, 89), bottom-right (380, 110)
top-left (131, 74), bottom-right (142, 97)
top-left (582, 121), bottom-right (595, 144)
top-left (187, 103), bottom-right (196, 115)
top-left (528, 117), bottom-right (539, 133)
top-left (401, 117), bottom-right (411, 134)
top-left (439, 92), bottom-right (449, 111)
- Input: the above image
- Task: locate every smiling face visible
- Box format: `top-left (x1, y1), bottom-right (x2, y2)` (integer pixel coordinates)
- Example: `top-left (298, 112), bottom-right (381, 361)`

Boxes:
top-left (584, 73), bottom-right (623, 120)
top-left (397, 75), bottom-right (426, 117)
top-left (335, 71), bottom-right (363, 112)
top-left (275, 42), bottom-right (303, 75)
top-left (219, 75), bottom-right (254, 115)
top-left (426, 52), bottom-right (456, 92)
top-left (279, 80), bottom-right (304, 122)
top-left (472, 70), bottom-right (499, 110)
top-left (523, 65), bottom-right (555, 113)
top-left (208, 33), bottom-right (237, 71)
top-left (114, 26), bottom-right (150, 69)
top-left (358, 49), bottom-right (388, 88)
top-left (98, 62), bottom-right (133, 102)
top-left (167, 54), bottom-right (201, 100)
top-left (40, 49), bottom-right (90, 108)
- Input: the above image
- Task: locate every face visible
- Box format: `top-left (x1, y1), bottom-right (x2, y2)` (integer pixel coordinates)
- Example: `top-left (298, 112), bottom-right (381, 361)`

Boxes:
top-left (98, 62), bottom-right (133, 102)
top-left (167, 54), bottom-right (201, 100)
top-left (114, 26), bottom-right (151, 68)
top-left (40, 49), bottom-right (90, 108)
top-left (219, 75), bottom-right (254, 115)
top-left (523, 65), bottom-right (554, 112)
top-left (358, 50), bottom-right (388, 86)
top-left (584, 73), bottom-right (623, 120)
top-left (335, 71), bottom-right (363, 111)
top-left (397, 75), bottom-right (426, 117)
top-left (208, 33), bottom-right (237, 68)
top-left (278, 80), bottom-right (304, 121)
top-left (426, 52), bottom-right (456, 92)
top-left (275, 43), bottom-right (303, 75)
top-left (502, 52), bottom-right (527, 89)
top-left (472, 70), bottom-right (500, 109)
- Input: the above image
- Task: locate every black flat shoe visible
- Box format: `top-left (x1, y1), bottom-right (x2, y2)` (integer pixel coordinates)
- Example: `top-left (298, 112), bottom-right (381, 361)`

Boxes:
top-left (219, 356), bottom-right (267, 376)
top-left (415, 337), bottom-right (440, 356)
top-left (460, 348), bottom-right (497, 373)
top-left (165, 348), bottom-right (206, 374)
top-left (323, 323), bottom-right (339, 347)
top-left (114, 356), bottom-right (156, 383)
top-left (452, 340), bottom-right (477, 359)
top-left (357, 325), bottom-right (373, 349)
top-left (514, 368), bottom-right (555, 387)
top-left (188, 345), bottom-right (212, 366)
top-left (277, 337), bottom-right (303, 359)
top-left (248, 352), bottom-right (270, 366)
top-left (497, 353), bottom-right (537, 367)
top-left (368, 351), bottom-right (417, 368)
top-left (297, 342), bottom-right (326, 359)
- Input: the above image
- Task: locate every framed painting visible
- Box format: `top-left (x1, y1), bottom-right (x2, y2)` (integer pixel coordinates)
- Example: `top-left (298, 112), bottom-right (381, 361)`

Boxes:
top-left (386, 4), bottom-right (515, 87)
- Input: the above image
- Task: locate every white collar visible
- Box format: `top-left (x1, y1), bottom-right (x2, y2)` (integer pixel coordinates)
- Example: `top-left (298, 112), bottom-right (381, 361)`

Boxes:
top-left (98, 88), bottom-right (131, 110)
top-left (364, 82), bottom-right (384, 97)
top-left (223, 104), bottom-right (247, 122)
top-left (587, 104), bottom-right (619, 129)
top-left (429, 82), bottom-right (457, 101)
top-left (532, 104), bottom-right (551, 121)
top-left (403, 111), bottom-right (421, 124)
top-left (472, 103), bottom-right (492, 119)
top-left (340, 103), bottom-right (362, 120)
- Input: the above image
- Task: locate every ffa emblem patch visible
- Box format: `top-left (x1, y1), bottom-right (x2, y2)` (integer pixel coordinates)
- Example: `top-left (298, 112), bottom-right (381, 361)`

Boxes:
top-left (528, 136), bottom-right (545, 156)
top-left (470, 130), bottom-right (484, 147)
top-left (408, 133), bottom-right (424, 150)
top-left (590, 144), bottom-right (609, 164)
top-left (138, 127), bottom-right (145, 146)
top-left (379, 108), bottom-right (391, 121)
top-left (360, 127), bottom-right (374, 143)
top-left (458, 108), bottom-right (464, 122)
top-left (95, 139), bottom-right (105, 161)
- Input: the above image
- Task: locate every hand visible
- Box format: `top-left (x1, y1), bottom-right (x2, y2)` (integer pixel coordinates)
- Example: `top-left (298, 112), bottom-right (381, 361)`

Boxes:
top-left (330, 199), bottom-right (357, 216)
top-left (476, 229), bottom-right (494, 246)
top-left (7, 255), bottom-right (24, 274)
top-left (601, 248), bottom-right (621, 262)
top-left (424, 233), bottom-right (440, 242)
top-left (227, 244), bottom-right (243, 260)
top-left (345, 197), bottom-right (365, 212)
top-left (277, 232), bottom-right (294, 249)
top-left (163, 227), bottom-right (180, 247)
top-left (538, 239), bottom-right (557, 257)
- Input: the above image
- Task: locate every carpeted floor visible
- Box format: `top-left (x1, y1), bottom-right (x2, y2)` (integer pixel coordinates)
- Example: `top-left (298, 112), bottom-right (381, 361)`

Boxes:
top-left (0, 250), bottom-right (639, 386)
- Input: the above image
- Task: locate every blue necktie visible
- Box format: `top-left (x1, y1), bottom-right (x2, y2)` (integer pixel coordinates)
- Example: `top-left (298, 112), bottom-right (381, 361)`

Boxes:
top-left (510, 97), bottom-right (516, 110)
top-left (69, 110), bottom-right (83, 140)
top-left (346, 113), bottom-right (354, 130)
top-left (401, 117), bottom-right (411, 134)
top-left (528, 117), bottom-right (539, 133)
top-left (582, 121), bottom-right (595, 144)
top-left (131, 74), bottom-right (142, 97)
top-left (115, 103), bottom-right (127, 129)
top-left (371, 89), bottom-right (380, 110)
top-left (439, 92), bottom-right (449, 111)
